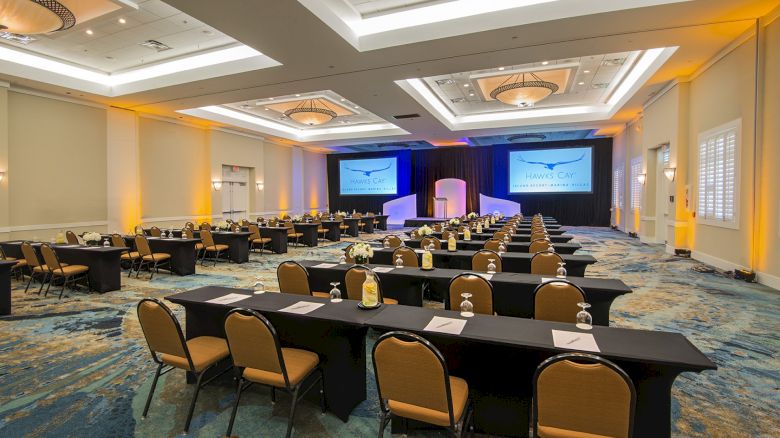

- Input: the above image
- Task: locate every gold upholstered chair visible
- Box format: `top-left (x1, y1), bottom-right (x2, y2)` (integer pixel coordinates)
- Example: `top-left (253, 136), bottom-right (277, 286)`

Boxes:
top-left (372, 331), bottom-right (473, 437)
top-left (40, 243), bottom-right (89, 299)
top-left (181, 228), bottom-right (205, 258)
top-left (136, 298), bottom-right (231, 434)
top-left (493, 231), bottom-right (509, 242)
top-left (384, 235), bottom-right (403, 248)
top-left (441, 230), bottom-right (456, 241)
top-left (533, 280), bottom-right (586, 323)
top-left (344, 265), bottom-right (398, 304)
top-left (529, 239), bottom-right (552, 253)
top-left (483, 239), bottom-right (502, 252)
top-left (133, 235), bottom-right (171, 280)
top-left (471, 249), bottom-right (502, 273)
top-left (343, 244), bottom-right (356, 264)
top-left (420, 236), bottom-right (441, 250)
top-left (199, 222), bottom-right (211, 231)
top-left (533, 353), bottom-right (636, 438)
top-left (276, 261), bottom-right (329, 298)
top-left (248, 224), bottom-right (272, 254)
top-left (21, 242), bottom-right (50, 294)
top-left (531, 251), bottom-right (565, 276)
top-left (392, 247), bottom-right (419, 267)
top-left (223, 308), bottom-right (324, 438)
top-left (448, 273), bottom-right (493, 315)
top-left (1, 246), bottom-right (27, 281)
top-left (111, 234), bottom-right (140, 276)
top-left (286, 221), bottom-right (303, 247)
top-left (149, 226), bottom-right (162, 237)
top-left (199, 229), bottom-right (229, 266)
top-left (65, 230), bottom-right (79, 245)
top-left (531, 232), bottom-right (548, 242)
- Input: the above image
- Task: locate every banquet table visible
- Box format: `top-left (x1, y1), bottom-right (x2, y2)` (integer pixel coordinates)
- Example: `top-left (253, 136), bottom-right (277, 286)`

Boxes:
top-left (166, 287), bottom-right (381, 422)
top-left (411, 231), bottom-right (572, 242)
top-left (0, 241), bottom-right (125, 292)
top-left (146, 237), bottom-right (199, 275)
top-left (374, 215), bottom-right (389, 230)
top-left (341, 217), bottom-right (361, 237)
top-left (298, 260), bottom-right (629, 325)
top-left (320, 220), bottom-right (342, 241)
top-left (369, 247), bottom-right (596, 276)
top-left (211, 231), bottom-right (251, 263)
top-left (400, 238), bottom-right (582, 254)
top-left (293, 223), bottom-right (320, 247)
top-left (0, 260), bottom-right (15, 315)
top-left (258, 226), bottom-right (290, 254)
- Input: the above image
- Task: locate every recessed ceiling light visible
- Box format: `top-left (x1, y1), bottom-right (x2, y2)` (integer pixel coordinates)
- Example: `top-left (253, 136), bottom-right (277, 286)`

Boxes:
top-left (354, 106), bottom-right (359, 109)
top-left (118, 18), bottom-right (126, 24)
top-left (463, 83), bottom-right (470, 87)
top-left (578, 81), bottom-right (585, 85)
top-left (541, 61), bottom-right (549, 65)
top-left (269, 97), bottom-right (274, 100)
top-left (468, 92), bottom-right (475, 97)
top-left (85, 29), bottom-right (94, 35)
top-left (265, 108), bottom-right (270, 110)
top-left (583, 70), bottom-right (591, 73)
top-left (340, 98), bottom-right (346, 102)
top-left (295, 94), bottom-right (301, 97)
top-left (498, 67), bottom-right (505, 71)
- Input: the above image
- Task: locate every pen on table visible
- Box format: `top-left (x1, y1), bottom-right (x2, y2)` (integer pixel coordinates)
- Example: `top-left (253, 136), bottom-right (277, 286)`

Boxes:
top-left (289, 304), bottom-right (309, 310)
top-left (436, 321), bottom-right (452, 329)
top-left (566, 337), bottom-right (581, 345)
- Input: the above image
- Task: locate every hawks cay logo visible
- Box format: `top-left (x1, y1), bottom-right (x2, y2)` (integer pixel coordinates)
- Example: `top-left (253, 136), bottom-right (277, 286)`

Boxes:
top-left (344, 162), bottom-right (392, 177)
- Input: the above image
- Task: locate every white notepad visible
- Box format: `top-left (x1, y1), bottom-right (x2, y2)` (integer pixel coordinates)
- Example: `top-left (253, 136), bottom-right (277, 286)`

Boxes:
top-left (423, 316), bottom-right (467, 335)
top-left (372, 266), bottom-right (394, 273)
top-left (551, 330), bottom-right (600, 352)
top-left (279, 301), bottom-right (324, 315)
top-left (313, 263), bottom-right (337, 268)
top-left (207, 293), bottom-right (251, 305)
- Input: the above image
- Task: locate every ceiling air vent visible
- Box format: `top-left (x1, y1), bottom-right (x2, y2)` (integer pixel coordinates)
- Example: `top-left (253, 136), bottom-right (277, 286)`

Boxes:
top-left (602, 58), bottom-right (625, 66)
top-left (392, 113), bottom-right (420, 120)
top-left (592, 83), bottom-right (609, 89)
top-left (435, 79), bottom-right (456, 86)
top-left (0, 31), bottom-right (35, 44)
top-left (507, 133), bottom-right (547, 142)
top-left (139, 40), bottom-right (172, 52)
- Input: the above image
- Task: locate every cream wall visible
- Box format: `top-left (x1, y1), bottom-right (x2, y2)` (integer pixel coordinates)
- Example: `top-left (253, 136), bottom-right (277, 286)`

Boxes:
top-left (263, 142), bottom-right (294, 216)
top-left (303, 150), bottom-right (328, 213)
top-left (208, 129), bottom-right (265, 218)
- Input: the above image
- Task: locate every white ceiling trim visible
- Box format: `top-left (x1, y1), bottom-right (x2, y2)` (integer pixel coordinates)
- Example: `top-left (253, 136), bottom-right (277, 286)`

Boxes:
top-left (396, 47), bottom-right (677, 131)
top-left (0, 44), bottom-right (281, 96)
top-left (177, 105), bottom-right (409, 142)
top-left (298, 0), bottom-right (691, 51)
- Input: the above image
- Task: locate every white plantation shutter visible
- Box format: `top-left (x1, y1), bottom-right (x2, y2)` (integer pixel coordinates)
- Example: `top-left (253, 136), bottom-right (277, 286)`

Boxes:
top-left (697, 121), bottom-right (739, 227)
top-left (612, 168), bottom-right (624, 208)
top-left (630, 158), bottom-right (642, 210)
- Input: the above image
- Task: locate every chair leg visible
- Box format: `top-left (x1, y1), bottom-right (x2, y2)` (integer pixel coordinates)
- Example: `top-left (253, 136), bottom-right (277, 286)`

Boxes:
top-left (225, 377), bottom-right (244, 437)
top-left (149, 261), bottom-right (156, 281)
top-left (318, 369), bottom-right (326, 414)
top-left (58, 275), bottom-right (67, 299)
top-left (142, 362), bottom-right (164, 418)
top-left (377, 409), bottom-right (389, 438)
top-left (41, 273), bottom-right (51, 296)
top-left (286, 385), bottom-right (301, 438)
top-left (270, 386), bottom-right (276, 404)
top-left (24, 271), bottom-right (34, 293)
top-left (183, 370), bottom-right (206, 434)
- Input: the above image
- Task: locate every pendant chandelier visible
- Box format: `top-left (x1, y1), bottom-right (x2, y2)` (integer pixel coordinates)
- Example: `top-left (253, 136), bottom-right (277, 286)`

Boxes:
top-left (283, 98), bottom-right (338, 126)
top-left (490, 72), bottom-right (558, 107)
top-left (0, 0), bottom-right (76, 35)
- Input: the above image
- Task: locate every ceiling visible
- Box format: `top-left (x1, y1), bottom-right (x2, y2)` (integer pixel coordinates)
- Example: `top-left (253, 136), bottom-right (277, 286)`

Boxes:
top-left (0, 0), bottom-right (777, 152)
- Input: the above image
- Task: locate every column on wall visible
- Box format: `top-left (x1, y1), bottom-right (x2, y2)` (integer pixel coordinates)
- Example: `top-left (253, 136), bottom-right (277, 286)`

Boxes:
top-left (106, 108), bottom-right (141, 233)
top-left (291, 147), bottom-right (305, 214)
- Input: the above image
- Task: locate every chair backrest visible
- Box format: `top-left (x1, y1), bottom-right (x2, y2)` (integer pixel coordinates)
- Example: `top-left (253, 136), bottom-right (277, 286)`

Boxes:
top-left (135, 235), bottom-right (152, 257)
top-left (248, 224), bottom-right (261, 240)
top-left (149, 226), bottom-right (162, 237)
top-left (471, 249), bottom-right (502, 273)
top-left (433, 224), bottom-right (443, 232)
top-left (457, 225), bottom-right (466, 233)
top-left (231, 223), bottom-right (241, 232)
top-left (448, 274), bottom-right (493, 314)
top-left (531, 251), bottom-right (565, 275)
top-left (529, 239), bottom-right (551, 253)
top-left (372, 331), bottom-right (456, 427)
top-left (200, 229), bottom-right (216, 247)
top-left (134, 225), bottom-right (145, 236)
top-left (277, 261), bottom-right (312, 295)
top-left (344, 244), bottom-right (356, 263)
top-left (182, 228), bottom-right (194, 239)
top-left (137, 298), bottom-right (193, 370)
top-left (185, 222), bottom-right (195, 230)
top-left (483, 239), bottom-right (502, 251)
top-left (21, 242), bottom-right (41, 268)
top-left (409, 230), bottom-right (420, 239)
top-left (420, 236), bottom-right (441, 250)
top-left (531, 232), bottom-right (548, 241)
top-left (200, 222), bottom-right (211, 231)
top-left (441, 230), bottom-right (455, 241)
top-left (65, 231), bottom-right (79, 244)
top-left (385, 235), bottom-right (402, 248)
top-left (345, 265), bottom-right (387, 302)
top-left (224, 308), bottom-right (291, 387)
top-left (494, 231), bottom-right (508, 241)
top-left (40, 244), bottom-right (62, 272)
top-left (534, 353), bottom-right (635, 438)
top-left (534, 280), bottom-right (586, 323)
top-left (111, 234), bottom-right (126, 248)
top-left (285, 222), bottom-right (296, 235)
top-left (392, 247), bottom-right (419, 267)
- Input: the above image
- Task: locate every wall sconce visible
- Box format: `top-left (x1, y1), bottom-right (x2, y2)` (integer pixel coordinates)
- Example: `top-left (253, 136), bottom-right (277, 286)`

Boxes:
top-left (212, 180), bottom-right (223, 191)
top-left (0, 171), bottom-right (5, 183)
top-left (637, 173), bottom-right (647, 185)
top-left (256, 181), bottom-right (264, 191)
top-left (663, 167), bottom-right (676, 181)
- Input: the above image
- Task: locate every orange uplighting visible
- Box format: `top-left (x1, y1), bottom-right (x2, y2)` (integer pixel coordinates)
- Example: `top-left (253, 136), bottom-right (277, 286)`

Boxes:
top-left (429, 140), bottom-right (469, 147)
top-left (633, 208), bottom-right (641, 232)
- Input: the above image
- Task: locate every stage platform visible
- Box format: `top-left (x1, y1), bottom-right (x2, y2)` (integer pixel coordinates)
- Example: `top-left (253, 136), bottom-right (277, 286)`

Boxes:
top-left (403, 217), bottom-right (450, 227)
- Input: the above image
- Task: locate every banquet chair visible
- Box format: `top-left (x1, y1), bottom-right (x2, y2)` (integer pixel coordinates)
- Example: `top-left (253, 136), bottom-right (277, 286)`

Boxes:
top-left (184, 222), bottom-right (195, 230)
top-left (354, 213), bottom-right (366, 232)
top-left (441, 230), bottom-right (456, 241)
top-left (433, 224), bottom-right (443, 232)
top-left (457, 225), bottom-right (467, 233)
top-left (230, 223), bottom-right (241, 232)
top-left (111, 234), bottom-right (140, 276)
top-left (410, 230), bottom-right (421, 239)
top-left (286, 222), bottom-right (303, 247)
top-left (384, 235), bottom-right (403, 248)
top-left (533, 280), bottom-right (586, 323)
top-left (21, 242), bottom-right (50, 294)
top-left (344, 244), bottom-right (356, 263)
top-left (199, 222), bottom-right (211, 231)
top-left (40, 244), bottom-right (90, 299)
top-left (65, 231), bottom-right (79, 245)
top-left (248, 224), bottom-right (272, 254)
top-left (372, 331), bottom-right (473, 437)
top-left (0, 246), bottom-right (27, 281)
top-left (149, 226), bottom-right (162, 238)
top-left (344, 265), bottom-right (398, 304)
top-left (134, 235), bottom-right (171, 280)
top-left (136, 298), bottom-right (231, 435)
top-left (529, 239), bottom-right (552, 253)
top-left (199, 229), bottom-right (229, 266)
top-left (448, 273), bottom-right (493, 315)
top-left (531, 251), bottom-right (565, 276)
top-left (337, 216), bottom-right (349, 235)
top-left (533, 353), bottom-right (635, 438)
top-left (368, 212), bottom-right (380, 227)
top-left (313, 219), bottom-right (327, 241)
top-left (240, 219), bottom-right (250, 227)
top-left (483, 239), bottom-right (502, 252)
top-left (392, 247), bottom-right (419, 267)
top-left (421, 236), bottom-right (442, 250)
top-left (531, 232), bottom-right (548, 241)
top-left (471, 250), bottom-right (502, 273)
top-left (223, 308), bottom-right (324, 438)
top-left (182, 228), bottom-right (205, 257)
top-left (134, 225), bottom-right (146, 236)
top-left (493, 231), bottom-right (509, 242)
top-left (276, 261), bottom-right (329, 297)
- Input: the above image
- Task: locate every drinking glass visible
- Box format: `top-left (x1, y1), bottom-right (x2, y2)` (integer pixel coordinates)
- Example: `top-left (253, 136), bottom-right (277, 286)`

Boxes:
top-left (338, 254), bottom-right (347, 264)
top-left (556, 262), bottom-right (567, 279)
top-left (487, 259), bottom-right (497, 274)
top-left (460, 292), bottom-right (474, 317)
top-left (395, 255), bottom-right (404, 268)
top-left (329, 282), bottom-right (342, 302)
top-left (252, 278), bottom-right (265, 294)
top-left (103, 238), bottom-right (110, 247)
top-left (549, 245), bottom-right (556, 253)
top-left (576, 302), bottom-right (593, 330)
top-left (498, 242), bottom-right (506, 254)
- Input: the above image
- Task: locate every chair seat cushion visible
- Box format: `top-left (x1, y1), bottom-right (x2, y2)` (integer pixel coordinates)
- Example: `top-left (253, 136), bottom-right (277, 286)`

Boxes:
top-left (383, 297), bottom-right (399, 305)
top-left (388, 376), bottom-right (468, 427)
top-left (52, 264), bottom-right (89, 276)
top-left (537, 425), bottom-right (613, 438)
top-left (242, 347), bottom-right (319, 387)
top-left (4, 256), bottom-right (15, 261)
top-left (288, 233), bottom-right (303, 238)
top-left (160, 336), bottom-right (229, 372)
top-left (195, 243), bottom-right (205, 250)
top-left (14, 259), bottom-right (27, 268)
top-left (206, 244), bottom-right (229, 252)
top-left (142, 253), bottom-right (171, 261)
top-left (252, 238), bottom-right (272, 244)
top-left (121, 251), bottom-right (140, 260)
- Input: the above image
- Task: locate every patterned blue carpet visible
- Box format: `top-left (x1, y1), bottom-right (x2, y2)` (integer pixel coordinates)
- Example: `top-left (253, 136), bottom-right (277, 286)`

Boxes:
top-left (0, 227), bottom-right (778, 437)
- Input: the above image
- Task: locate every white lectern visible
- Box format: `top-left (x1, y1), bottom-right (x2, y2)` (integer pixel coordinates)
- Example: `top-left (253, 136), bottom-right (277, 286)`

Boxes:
top-left (433, 197), bottom-right (448, 218)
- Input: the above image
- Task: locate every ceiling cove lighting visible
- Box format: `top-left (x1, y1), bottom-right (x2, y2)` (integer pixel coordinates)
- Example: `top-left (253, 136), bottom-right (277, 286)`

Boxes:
top-left (490, 72), bottom-right (559, 107)
top-left (0, 0), bottom-right (76, 34)
top-left (283, 98), bottom-right (337, 126)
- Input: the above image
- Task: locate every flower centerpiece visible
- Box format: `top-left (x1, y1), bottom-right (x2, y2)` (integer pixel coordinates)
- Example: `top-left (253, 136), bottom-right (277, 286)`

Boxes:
top-left (448, 218), bottom-right (460, 227)
top-left (82, 232), bottom-right (102, 246)
top-left (349, 242), bottom-right (374, 264)
top-left (216, 220), bottom-right (230, 231)
top-left (291, 214), bottom-right (303, 223)
top-left (467, 212), bottom-right (478, 220)
top-left (418, 225), bottom-right (433, 236)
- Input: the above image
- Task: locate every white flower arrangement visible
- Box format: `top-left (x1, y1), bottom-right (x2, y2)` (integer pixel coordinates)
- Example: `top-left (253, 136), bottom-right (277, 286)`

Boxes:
top-left (418, 225), bottom-right (433, 236)
top-left (82, 232), bottom-right (102, 243)
top-left (291, 214), bottom-right (303, 222)
top-left (349, 242), bottom-right (374, 261)
top-left (216, 220), bottom-right (230, 230)
top-left (467, 212), bottom-right (478, 219)
top-left (449, 218), bottom-right (460, 226)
